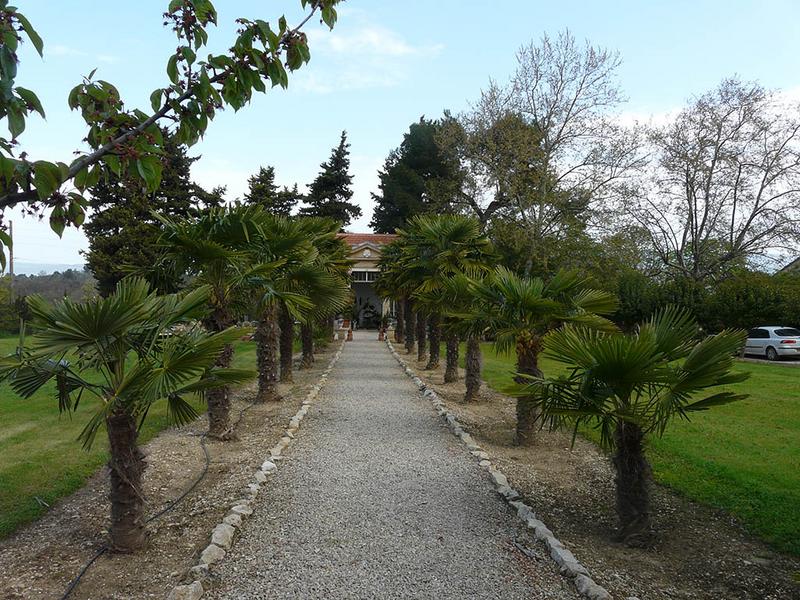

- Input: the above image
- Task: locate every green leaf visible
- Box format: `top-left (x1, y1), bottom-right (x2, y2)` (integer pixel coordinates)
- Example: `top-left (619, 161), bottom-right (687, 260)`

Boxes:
top-left (136, 155), bottom-right (163, 192)
top-left (180, 46), bottom-right (196, 65)
top-left (167, 55), bottom-right (179, 84)
top-left (33, 160), bottom-right (62, 200)
top-left (15, 86), bottom-right (45, 118)
top-left (67, 85), bottom-right (81, 110)
top-left (150, 88), bottom-right (163, 112)
top-left (49, 206), bottom-right (66, 237)
top-left (0, 46), bottom-right (17, 80)
top-left (15, 12), bottom-right (44, 57)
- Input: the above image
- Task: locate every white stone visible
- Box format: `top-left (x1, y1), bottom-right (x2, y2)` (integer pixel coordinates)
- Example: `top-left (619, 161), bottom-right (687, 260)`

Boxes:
top-left (489, 469), bottom-right (509, 488)
top-left (261, 460), bottom-right (277, 472)
top-left (168, 581), bottom-right (204, 600)
top-left (199, 543), bottom-right (226, 565)
top-left (285, 430), bottom-right (295, 439)
top-left (479, 460), bottom-right (491, 468)
top-left (254, 470), bottom-right (267, 483)
top-left (470, 450), bottom-right (490, 460)
top-left (223, 513), bottom-right (242, 528)
top-left (230, 503), bottom-right (253, 517)
top-left (211, 523), bottom-right (236, 549)
top-left (574, 574), bottom-right (612, 600)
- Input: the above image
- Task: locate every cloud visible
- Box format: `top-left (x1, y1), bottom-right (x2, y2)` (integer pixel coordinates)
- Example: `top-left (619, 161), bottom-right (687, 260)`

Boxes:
top-left (309, 26), bottom-right (443, 58)
top-left (48, 44), bottom-right (118, 64)
top-left (296, 19), bottom-right (443, 94)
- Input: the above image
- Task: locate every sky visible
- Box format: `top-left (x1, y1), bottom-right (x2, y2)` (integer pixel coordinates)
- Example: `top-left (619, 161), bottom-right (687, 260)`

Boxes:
top-left (6, 0), bottom-right (800, 269)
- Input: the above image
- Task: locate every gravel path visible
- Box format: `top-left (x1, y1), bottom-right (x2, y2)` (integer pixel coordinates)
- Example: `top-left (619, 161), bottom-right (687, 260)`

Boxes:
top-left (210, 332), bottom-right (578, 599)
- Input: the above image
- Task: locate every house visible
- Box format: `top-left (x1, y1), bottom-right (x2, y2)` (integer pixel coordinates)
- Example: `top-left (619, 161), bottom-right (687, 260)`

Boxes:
top-left (338, 233), bottom-right (397, 328)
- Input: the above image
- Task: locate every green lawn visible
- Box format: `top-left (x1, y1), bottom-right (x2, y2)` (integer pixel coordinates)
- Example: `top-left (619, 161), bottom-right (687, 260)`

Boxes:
top-left (466, 342), bottom-right (800, 556)
top-left (0, 335), bottom-right (258, 538)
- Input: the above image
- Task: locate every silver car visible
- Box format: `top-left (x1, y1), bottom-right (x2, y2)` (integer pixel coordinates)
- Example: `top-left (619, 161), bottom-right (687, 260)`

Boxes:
top-left (744, 326), bottom-right (800, 361)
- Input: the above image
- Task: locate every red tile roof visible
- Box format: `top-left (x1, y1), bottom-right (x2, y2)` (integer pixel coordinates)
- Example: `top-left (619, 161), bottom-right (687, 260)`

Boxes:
top-left (338, 233), bottom-right (397, 246)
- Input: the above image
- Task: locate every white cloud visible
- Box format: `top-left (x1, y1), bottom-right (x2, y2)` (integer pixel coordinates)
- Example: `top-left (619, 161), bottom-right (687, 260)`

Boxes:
top-left (48, 44), bottom-right (118, 64)
top-left (296, 19), bottom-right (444, 94)
top-left (309, 26), bottom-right (443, 58)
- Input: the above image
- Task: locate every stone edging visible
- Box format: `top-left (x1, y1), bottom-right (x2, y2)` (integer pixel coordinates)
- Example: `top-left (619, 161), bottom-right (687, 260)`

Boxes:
top-left (167, 341), bottom-right (346, 600)
top-left (386, 339), bottom-right (614, 600)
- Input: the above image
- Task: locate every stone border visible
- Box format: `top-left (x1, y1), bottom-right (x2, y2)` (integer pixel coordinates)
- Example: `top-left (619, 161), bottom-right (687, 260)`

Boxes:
top-left (167, 341), bottom-right (346, 600)
top-left (386, 339), bottom-right (614, 600)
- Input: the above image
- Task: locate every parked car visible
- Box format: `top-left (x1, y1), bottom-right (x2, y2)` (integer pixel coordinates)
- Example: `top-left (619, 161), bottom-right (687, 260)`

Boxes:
top-left (744, 326), bottom-right (800, 360)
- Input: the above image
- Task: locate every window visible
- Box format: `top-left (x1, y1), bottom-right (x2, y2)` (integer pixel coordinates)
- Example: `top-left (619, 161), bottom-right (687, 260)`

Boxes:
top-left (351, 271), bottom-right (378, 283)
top-left (775, 328), bottom-right (800, 337)
top-left (748, 328), bottom-right (770, 339)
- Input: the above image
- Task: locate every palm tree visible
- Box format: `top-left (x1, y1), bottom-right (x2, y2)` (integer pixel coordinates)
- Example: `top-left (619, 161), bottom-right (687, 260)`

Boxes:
top-left (461, 267), bottom-right (618, 445)
top-left (247, 214), bottom-right (349, 397)
top-left (395, 215), bottom-right (493, 372)
top-left (153, 206), bottom-right (263, 438)
top-left (514, 307), bottom-right (748, 545)
top-left (431, 273), bottom-right (487, 400)
top-left (0, 279), bottom-right (250, 552)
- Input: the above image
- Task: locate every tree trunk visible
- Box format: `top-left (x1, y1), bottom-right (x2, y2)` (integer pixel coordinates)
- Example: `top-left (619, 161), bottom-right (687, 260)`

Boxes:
top-left (206, 341), bottom-right (233, 439)
top-left (106, 409), bottom-right (146, 552)
top-left (326, 315), bottom-right (335, 341)
top-left (404, 299), bottom-right (416, 354)
top-left (464, 336), bottom-right (482, 401)
top-left (203, 307), bottom-right (235, 438)
top-left (514, 332), bottom-right (543, 446)
top-left (444, 331), bottom-right (459, 383)
top-left (256, 304), bottom-right (280, 402)
top-left (395, 298), bottom-right (405, 343)
top-left (425, 313), bottom-right (441, 369)
top-left (300, 322), bottom-right (314, 369)
top-left (416, 313), bottom-right (427, 362)
top-left (279, 303), bottom-right (294, 383)
top-left (612, 420), bottom-right (652, 546)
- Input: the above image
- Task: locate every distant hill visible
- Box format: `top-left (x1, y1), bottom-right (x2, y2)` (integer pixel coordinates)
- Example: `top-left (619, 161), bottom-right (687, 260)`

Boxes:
top-left (11, 262), bottom-right (87, 276)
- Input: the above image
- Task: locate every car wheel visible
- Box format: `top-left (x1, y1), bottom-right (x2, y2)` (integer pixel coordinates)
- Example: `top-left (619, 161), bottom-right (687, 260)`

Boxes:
top-left (766, 346), bottom-right (779, 361)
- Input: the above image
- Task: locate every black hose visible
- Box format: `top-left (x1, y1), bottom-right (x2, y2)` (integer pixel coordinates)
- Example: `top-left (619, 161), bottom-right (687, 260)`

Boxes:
top-left (59, 395), bottom-right (259, 599)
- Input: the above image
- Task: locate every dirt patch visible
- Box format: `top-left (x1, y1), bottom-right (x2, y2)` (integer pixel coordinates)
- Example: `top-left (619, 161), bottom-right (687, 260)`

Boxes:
top-left (0, 345), bottom-right (337, 600)
top-left (403, 349), bottom-right (800, 600)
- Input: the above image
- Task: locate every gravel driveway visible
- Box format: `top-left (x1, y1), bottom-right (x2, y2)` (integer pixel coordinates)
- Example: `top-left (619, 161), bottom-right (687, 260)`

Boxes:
top-left (209, 332), bottom-right (578, 599)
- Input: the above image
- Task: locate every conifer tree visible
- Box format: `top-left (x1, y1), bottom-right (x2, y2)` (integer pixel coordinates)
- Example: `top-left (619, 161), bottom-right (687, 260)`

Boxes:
top-left (244, 166), bottom-right (301, 216)
top-left (300, 131), bottom-right (360, 226)
top-left (84, 132), bottom-right (223, 296)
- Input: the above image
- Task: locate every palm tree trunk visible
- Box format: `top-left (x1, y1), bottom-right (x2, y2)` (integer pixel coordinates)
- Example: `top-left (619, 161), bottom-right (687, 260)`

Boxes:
top-left (203, 307), bottom-right (235, 438)
top-left (613, 420), bottom-right (652, 546)
top-left (404, 299), bottom-right (416, 354)
top-left (444, 331), bottom-right (459, 383)
top-left (464, 336), bottom-right (482, 401)
top-left (206, 342), bottom-right (233, 439)
top-left (395, 298), bottom-right (405, 343)
top-left (416, 313), bottom-right (427, 362)
top-left (425, 313), bottom-right (441, 369)
top-left (300, 322), bottom-right (314, 369)
top-left (256, 304), bottom-right (280, 402)
top-left (514, 332), bottom-right (543, 446)
top-left (106, 409), bottom-right (146, 552)
top-left (279, 303), bottom-right (294, 383)
top-left (326, 315), bottom-right (335, 341)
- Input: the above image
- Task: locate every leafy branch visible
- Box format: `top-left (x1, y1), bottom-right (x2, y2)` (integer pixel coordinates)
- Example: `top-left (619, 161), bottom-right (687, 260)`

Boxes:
top-left (0, 0), bottom-right (340, 254)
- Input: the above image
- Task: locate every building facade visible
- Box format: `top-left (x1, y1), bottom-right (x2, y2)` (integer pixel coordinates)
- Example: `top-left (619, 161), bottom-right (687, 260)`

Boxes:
top-left (339, 233), bottom-right (397, 328)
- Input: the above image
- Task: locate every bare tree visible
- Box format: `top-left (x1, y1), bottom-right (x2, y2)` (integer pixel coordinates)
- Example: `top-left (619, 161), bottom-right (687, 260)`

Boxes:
top-left (440, 30), bottom-right (644, 273)
top-left (629, 78), bottom-right (800, 282)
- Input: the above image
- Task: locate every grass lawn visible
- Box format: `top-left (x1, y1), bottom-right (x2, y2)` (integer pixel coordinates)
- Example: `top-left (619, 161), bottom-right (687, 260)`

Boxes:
top-left (465, 342), bottom-right (800, 556)
top-left (0, 335), bottom-right (258, 539)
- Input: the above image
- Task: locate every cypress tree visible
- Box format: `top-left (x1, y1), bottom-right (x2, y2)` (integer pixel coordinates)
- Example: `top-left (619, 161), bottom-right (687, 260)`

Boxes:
top-left (299, 131), bottom-right (361, 226)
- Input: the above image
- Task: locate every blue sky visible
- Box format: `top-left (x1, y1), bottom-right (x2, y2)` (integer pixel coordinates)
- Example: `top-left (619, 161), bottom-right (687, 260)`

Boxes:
top-left (7, 0), bottom-right (800, 267)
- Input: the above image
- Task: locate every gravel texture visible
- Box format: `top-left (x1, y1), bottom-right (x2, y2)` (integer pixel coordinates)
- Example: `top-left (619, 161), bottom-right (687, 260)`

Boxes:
top-left (210, 332), bottom-right (578, 599)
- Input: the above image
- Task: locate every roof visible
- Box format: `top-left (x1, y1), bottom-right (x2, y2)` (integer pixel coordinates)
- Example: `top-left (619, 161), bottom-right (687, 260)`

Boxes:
top-left (338, 233), bottom-right (397, 247)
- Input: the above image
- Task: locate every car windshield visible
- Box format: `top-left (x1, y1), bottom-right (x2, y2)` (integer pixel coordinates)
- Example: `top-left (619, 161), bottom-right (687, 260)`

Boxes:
top-left (775, 328), bottom-right (800, 337)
